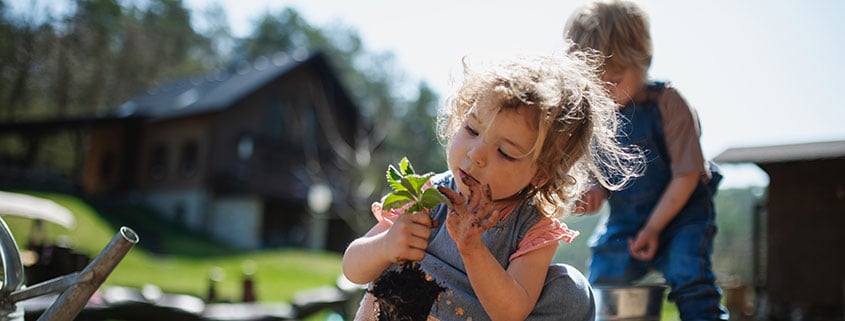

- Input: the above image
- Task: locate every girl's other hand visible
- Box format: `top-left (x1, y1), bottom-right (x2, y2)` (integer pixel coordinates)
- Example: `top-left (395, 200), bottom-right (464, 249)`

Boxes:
top-left (437, 175), bottom-right (503, 254)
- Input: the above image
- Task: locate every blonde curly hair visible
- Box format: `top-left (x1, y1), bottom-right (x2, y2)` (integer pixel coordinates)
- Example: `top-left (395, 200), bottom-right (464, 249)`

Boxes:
top-left (436, 47), bottom-right (642, 218)
top-left (564, 0), bottom-right (653, 75)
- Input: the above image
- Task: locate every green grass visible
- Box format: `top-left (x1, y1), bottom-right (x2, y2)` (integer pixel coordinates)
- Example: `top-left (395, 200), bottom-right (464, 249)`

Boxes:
top-left (661, 299), bottom-right (681, 321)
top-left (1, 191), bottom-right (343, 304)
top-left (1, 191), bottom-right (713, 321)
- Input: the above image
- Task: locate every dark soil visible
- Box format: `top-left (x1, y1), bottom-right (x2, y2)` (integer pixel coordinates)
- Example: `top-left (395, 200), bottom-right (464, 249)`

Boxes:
top-left (370, 262), bottom-right (446, 321)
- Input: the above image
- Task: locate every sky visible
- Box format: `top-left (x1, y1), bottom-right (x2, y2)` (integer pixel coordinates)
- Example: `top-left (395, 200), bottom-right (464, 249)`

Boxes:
top-left (185, 0), bottom-right (845, 188)
top-left (9, 0), bottom-right (845, 187)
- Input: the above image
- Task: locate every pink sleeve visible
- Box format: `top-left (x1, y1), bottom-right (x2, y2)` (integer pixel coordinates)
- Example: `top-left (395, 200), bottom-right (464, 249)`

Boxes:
top-left (509, 218), bottom-right (579, 262)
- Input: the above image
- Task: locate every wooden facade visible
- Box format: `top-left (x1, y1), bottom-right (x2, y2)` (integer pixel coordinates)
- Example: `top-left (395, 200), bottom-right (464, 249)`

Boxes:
top-left (715, 140), bottom-right (845, 320)
top-left (78, 52), bottom-right (361, 251)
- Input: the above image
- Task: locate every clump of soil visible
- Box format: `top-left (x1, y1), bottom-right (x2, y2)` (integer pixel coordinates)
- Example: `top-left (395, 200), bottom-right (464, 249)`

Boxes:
top-left (370, 262), bottom-right (445, 321)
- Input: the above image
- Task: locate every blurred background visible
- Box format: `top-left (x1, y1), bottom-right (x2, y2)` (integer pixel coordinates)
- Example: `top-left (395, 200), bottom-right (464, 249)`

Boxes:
top-left (1, 0), bottom-right (842, 320)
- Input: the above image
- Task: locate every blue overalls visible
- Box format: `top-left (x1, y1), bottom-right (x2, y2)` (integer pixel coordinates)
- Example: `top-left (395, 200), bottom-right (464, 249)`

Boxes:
top-left (588, 82), bottom-right (729, 321)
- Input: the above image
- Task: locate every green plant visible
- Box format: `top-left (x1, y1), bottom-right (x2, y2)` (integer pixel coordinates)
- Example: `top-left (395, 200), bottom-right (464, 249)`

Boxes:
top-left (381, 157), bottom-right (450, 213)
top-left (370, 157), bottom-right (449, 321)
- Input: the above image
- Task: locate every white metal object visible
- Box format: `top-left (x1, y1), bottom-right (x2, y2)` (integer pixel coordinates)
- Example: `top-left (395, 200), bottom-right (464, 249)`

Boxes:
top-left (0, 191), bottom-right (75, 228)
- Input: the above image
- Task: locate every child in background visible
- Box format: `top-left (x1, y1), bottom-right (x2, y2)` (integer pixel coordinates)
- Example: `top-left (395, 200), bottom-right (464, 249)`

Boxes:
top-left (342, 49), bottom-right (641, 321)
top-left (565, 1), bottom-right (729, 320)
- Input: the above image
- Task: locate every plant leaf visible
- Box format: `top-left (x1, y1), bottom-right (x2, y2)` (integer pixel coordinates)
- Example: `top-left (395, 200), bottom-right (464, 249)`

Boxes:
top-left (382, 157), bottom-right (447, 214)
top-left (403, 173), bottom-right (434, 196)
top-left (399, 157), bottom-right (415, 176)
top-left (407, 203), bottom-right (424, 213)
top-left (382, 193), bottom-right (414, 211)
top-left (391, 189), bottom-right (416, 200)
top-left (386, 164), bottom-right (407, 193)
top-left (421, 187), bottom-right (451, 209)
top-left (399, 177), bottom-right (418, 198)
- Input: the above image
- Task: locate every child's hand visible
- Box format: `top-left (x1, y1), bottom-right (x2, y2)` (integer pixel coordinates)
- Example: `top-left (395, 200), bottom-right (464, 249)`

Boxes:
top-left (628, 227), bottom-right (659, 261)
top-left (573, 185), bottom-right (608, 214)
top-left (437, 175), bottom-right (503, 253)
top-left (381, 211), bottom-right (432, 264)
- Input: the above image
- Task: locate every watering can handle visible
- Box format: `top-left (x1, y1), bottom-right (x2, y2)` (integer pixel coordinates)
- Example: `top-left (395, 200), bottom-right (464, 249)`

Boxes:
top-left (0, 216), bottom-right (25, 296)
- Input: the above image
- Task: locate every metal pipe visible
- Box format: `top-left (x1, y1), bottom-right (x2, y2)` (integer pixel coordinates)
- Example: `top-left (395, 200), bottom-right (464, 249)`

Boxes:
top-left (0, 216), bottom-right (24, 296)
top-left (8, 271), bottom-right (91, 303)
top-left (36, 226), bottom-right (138, 321)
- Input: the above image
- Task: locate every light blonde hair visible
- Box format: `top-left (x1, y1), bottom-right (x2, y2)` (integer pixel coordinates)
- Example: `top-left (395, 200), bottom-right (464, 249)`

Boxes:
top-left (436, 49), bottom-right (642, 218)
top-left (564, 0), bottom-right (652, 75)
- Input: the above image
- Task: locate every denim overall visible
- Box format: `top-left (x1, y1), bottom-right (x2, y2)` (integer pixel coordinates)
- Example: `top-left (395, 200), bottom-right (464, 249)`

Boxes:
top-left (416, 173), bottom-right (595, 321)
top-left (588, 82), bottom-right (729, 321)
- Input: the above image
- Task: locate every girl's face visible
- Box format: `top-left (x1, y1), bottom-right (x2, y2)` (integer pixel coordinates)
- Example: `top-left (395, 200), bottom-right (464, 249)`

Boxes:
top-left (447, 97), bottom-right (542, 201)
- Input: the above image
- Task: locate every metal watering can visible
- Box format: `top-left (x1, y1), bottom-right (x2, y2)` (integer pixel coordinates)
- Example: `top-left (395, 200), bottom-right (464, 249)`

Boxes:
top-left (0, 216), bottom-right (138, 321)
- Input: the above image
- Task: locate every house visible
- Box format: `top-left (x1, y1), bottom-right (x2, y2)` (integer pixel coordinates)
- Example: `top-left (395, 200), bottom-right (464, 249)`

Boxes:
top-left (80, 51), bottom-right (363, 251)
top-left (714, 140), bottom-right (845, 321)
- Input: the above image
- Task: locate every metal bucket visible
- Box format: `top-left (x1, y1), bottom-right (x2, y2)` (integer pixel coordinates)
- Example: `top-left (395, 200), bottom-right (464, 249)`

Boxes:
top-left (594, 284), bottom-right (667, 321)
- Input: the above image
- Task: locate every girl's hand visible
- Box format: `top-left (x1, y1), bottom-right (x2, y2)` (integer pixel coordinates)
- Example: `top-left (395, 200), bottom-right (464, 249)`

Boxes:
top-left (437, 175), bottom-right (503, 253)
top-left (381, 211), bottom-right (432, 263)
top-left (628, 227), bottom-right (659, 261)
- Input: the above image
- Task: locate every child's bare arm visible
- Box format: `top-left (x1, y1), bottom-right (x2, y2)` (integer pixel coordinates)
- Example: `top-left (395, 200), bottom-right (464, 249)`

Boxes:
top-left (465, 240), bottom-right (557, 320)
top-left (341, 212), bottom-right (432, 284)
top-left (630, 171), bottom-right (699, 260)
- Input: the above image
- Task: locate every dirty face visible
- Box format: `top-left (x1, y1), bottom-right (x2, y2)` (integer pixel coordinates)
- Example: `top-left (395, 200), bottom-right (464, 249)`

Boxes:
top-left (447, 96), bottom-right (541, 201)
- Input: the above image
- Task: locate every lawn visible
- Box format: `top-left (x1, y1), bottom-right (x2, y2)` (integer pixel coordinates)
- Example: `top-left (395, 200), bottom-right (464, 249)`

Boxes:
top-left (1, 191), bottom-right (345, 314)
top-left (2, 191), bottom-right (701, 321)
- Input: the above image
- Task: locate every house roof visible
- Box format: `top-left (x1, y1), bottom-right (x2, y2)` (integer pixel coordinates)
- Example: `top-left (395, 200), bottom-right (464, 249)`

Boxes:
top-left (0, 49), bottom-right (360, 136)
top-left (114, 50), bottom-right (336, 120)
top-left (713, 140), bottom-right (845, 164)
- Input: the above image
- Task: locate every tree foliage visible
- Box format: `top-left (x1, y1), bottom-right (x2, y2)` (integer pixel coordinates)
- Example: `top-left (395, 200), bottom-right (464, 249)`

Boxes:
top-left (0, 0), bottom-right (445, 232)
top-left (0, 0), bottom-right (213, 119)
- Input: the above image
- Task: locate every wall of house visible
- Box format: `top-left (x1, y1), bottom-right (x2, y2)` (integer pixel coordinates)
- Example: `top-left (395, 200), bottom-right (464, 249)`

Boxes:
top-left (210, 195), bottom-right (263, 249)
top-left (143, 187), bottom-right (211, 232)
top-left (206, 65), bottom-right (352, 199)
top-left (83, 124), bottom-right (128, 194)
top-left (761, 158), bottom-right (845, 316)
top-left (120, 59), bottom-right (360, 251)
top-left (136, 115), bottom-right (214, 190)
top-left (132, 115), bottom-right (221, 238)
top-left (207, 72), bottom-right (313, 195)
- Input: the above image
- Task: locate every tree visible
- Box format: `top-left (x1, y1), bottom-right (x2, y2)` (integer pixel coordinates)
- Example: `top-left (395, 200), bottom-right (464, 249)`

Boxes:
top-left (0, 0), bottom-right (221, 182)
